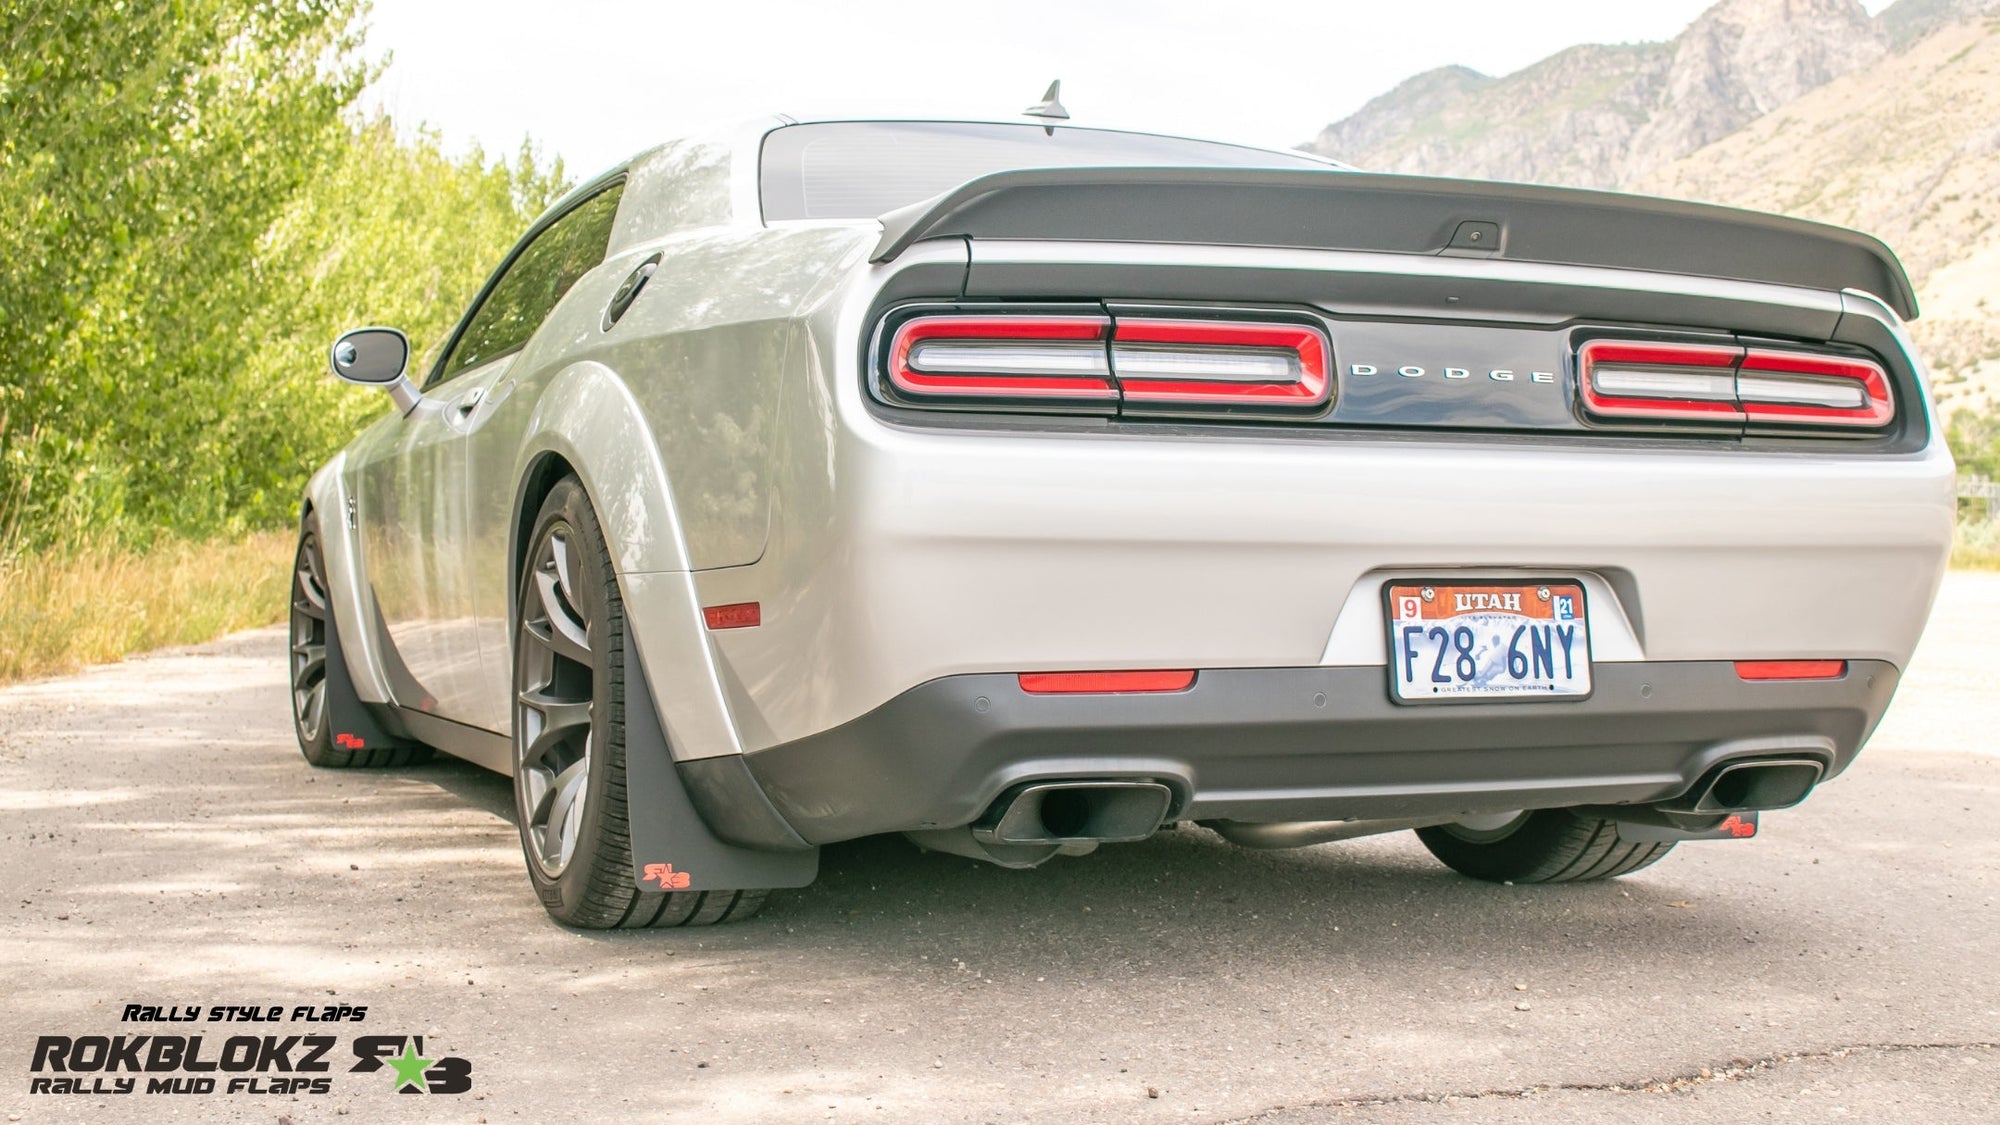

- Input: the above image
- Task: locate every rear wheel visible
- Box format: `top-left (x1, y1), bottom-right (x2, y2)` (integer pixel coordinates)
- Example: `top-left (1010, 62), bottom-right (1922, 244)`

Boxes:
top-left (512, 478), bottom-right (768, 928)
top-left (289, 515), bottom-right (430, 768)
top-left (1416, 809), bottom-right (1675, 883)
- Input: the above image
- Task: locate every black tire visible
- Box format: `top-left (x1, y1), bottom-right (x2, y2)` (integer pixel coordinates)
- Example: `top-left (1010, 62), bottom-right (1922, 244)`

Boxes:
top-left (512, 477), bottom-right (769, 929)
top-left (289, 515), bottom-right (431, 769)
top-left (1416, 809), bottom-right (1676, 884)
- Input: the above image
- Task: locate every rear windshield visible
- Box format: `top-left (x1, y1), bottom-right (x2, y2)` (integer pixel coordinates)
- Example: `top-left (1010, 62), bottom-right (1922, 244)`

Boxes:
top-left (760, 121), bottom-right (1334, 221)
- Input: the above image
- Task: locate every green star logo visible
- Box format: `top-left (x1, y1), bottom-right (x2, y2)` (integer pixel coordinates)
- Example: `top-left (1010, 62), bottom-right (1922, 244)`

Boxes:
top-left (387, 1041), bottom-right (436, 1093)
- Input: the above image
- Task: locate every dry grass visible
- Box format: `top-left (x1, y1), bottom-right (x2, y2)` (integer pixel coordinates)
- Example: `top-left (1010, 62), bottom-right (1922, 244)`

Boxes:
top-left (0, 531), bottom-right (294, 684)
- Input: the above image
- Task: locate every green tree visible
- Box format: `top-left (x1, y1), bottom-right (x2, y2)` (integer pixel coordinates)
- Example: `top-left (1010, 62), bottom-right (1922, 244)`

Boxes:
top-left (224, 121), bottom-right (568, 530)
top-left (1947, 404), bottom-right (2000, 480)
top-left (0, 0), bottom-right (364, 541)
top-left (0, 3), bottom-right (567, 545)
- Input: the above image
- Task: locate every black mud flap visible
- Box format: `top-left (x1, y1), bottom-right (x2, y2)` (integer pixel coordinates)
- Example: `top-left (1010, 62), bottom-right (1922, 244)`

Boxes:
top-left (322, 610), bottom-right (416, 755)
top-left (621, 637), bottom-right (818, 895)
top-left (1616, 811), bottom-right (1759, 843)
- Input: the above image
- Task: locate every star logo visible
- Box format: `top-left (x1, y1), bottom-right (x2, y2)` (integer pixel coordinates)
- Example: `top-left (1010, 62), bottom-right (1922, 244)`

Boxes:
top-left (387, 1041), bottom-right (436, 1093)
top-left (643, 862), bottom-right (691, 890)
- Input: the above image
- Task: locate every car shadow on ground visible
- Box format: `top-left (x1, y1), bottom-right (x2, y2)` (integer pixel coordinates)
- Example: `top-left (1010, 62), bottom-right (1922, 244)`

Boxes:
top-left (409, 750), bottom-right (1735, 972)
top-left (404, 768), bottom-right (1838, 1014)
top-left (401, 747), bottom-right (1826, 960)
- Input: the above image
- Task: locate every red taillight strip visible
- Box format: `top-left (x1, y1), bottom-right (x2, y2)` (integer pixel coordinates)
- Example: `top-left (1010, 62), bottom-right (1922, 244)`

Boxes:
top-left (1579, 341), bottom-right (1745, 422)
top-left (1113, 319), bottom-right (1330, 408)
top-left (888, 315), bottom-right (1115, 401)
top-left (1579, 340), bottom-right (1895, 429)
top-left (1737, 349), bottom-right (1892, 427)
top-left (1734, 660), bottom-right (1846, 681)
top-left (1018, 670), bottom-right (1197, 694)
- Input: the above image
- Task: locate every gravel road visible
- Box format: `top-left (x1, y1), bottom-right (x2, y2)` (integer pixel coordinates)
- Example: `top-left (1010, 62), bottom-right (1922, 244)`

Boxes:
top-left (2, 575), bottom-right (1996, 1124)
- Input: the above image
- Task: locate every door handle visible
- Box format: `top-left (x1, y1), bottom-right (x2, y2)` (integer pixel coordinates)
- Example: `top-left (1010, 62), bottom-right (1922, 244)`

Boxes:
top-left (442, 385), bottom-right (485, 431)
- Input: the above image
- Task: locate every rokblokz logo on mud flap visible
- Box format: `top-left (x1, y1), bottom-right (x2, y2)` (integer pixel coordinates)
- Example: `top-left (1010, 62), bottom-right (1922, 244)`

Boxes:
top-left (26, 1003), bottom-right (471, 1096)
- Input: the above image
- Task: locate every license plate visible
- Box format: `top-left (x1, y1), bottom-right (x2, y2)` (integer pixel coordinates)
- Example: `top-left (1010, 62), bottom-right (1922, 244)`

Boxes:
top-left (1385, 580), bottom-right (1592, 703)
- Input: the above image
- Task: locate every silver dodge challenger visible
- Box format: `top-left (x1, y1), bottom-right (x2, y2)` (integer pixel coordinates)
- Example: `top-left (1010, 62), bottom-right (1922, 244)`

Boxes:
top-left (292, 113), bottom-right (1955, 928)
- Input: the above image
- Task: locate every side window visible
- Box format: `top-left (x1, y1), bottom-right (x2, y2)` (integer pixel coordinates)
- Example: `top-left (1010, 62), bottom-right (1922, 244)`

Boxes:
top-left (434, 184), bottom-right (624, 383)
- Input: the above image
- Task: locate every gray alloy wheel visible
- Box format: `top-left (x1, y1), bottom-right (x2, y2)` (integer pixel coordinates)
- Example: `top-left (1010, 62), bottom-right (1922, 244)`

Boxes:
top-left (512, 478), bottom-right (770, 928)
top-left (516, 521), bottom-right (596, 879)
top-left (1416, 808), bottom-right (1676, 884)
top-left (289, 516), bottom-right (433, 769)
top-left (289, 525), bottom-right (333, 757)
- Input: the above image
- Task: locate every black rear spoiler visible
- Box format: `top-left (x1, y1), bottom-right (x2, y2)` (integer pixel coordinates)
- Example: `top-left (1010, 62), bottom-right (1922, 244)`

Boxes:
top-left (870, 167), bottom-right (1918, 321)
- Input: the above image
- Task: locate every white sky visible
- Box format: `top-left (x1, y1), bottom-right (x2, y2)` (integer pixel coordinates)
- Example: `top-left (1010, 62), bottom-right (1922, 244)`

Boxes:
top-left (360, 0), bottom-right (1896, 176)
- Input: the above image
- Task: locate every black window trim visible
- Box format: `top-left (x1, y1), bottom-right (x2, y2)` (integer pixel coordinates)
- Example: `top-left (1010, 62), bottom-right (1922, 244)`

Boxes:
top-left (423, 166), bottom-right (631, 390)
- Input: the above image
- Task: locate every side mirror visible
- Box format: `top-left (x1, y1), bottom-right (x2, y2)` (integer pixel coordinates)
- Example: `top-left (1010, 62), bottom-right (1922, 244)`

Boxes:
top-left (329, 327), bottom-right (423, 414)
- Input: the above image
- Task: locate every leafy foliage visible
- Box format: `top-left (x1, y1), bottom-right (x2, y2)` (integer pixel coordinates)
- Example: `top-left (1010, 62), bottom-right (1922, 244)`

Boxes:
top-left (0, 2), bottom-right (566, 546)
top-left (226, 121), bottom-right (567, 530)
top-left (1947, 403), bottom-right (2000, 480)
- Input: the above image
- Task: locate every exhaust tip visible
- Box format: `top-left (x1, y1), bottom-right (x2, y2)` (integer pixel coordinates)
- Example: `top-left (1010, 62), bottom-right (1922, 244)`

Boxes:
top-left (974, 781), bottom-right (1173, 845)
top-left (1677, 757), bottom-right (1825, 813)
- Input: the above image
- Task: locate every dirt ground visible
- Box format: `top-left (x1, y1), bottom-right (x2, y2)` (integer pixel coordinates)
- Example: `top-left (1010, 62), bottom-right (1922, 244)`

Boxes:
top-left (2, 576), bottom-right (1996, 1124)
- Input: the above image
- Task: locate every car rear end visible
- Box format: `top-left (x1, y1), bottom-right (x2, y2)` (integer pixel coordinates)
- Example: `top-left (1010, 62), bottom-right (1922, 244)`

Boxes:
top-left (693, 121), bottom-right (1954, 869)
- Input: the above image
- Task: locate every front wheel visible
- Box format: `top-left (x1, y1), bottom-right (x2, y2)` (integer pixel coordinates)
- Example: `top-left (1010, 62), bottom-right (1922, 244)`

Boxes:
top-left (512, 477), bottom-right (768, 929)
top-left (1416, 809), bottom-right (1676, 883)
top-left (289, 515), bottom-right (429, 768)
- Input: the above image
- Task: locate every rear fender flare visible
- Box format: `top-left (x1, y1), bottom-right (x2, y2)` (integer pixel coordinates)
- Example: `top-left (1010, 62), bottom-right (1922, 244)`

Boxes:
top-left (509, 362), bottom-right (748, 765)
top-left (510, 362), bottom-right (814, 887)
top-left (301, 452), bottom-right (395, 706)
top-left (513, 361), bottom-right (690, 578)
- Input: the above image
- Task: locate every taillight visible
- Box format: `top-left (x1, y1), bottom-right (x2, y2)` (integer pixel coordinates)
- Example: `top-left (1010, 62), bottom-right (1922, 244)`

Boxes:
top-left (887, 315), bottom-right (1116, 408)
top-left (1579, 341), bottom-right (1743, 422)
top-left (1579, 340), bottom-right (1894, 430)
top-left (1113, 320), bottom-right (1330, 412)
top-left (1736, 349), bottom-right (1893, 427)
top-left (880, 310), bottom-right (1331, 416)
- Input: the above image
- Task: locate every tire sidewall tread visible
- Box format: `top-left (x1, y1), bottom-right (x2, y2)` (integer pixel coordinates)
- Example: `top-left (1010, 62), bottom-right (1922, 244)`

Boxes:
top-left (514, 477), bottom-right (767, 929)
top-left (1416, 809), bottom-right (1676, 884)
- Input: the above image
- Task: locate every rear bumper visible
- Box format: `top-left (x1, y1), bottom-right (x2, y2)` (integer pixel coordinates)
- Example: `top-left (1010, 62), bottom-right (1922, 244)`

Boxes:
top-left (689, 417), bottom-right (1953, 754)
top-left (734, 660), bottom-right (1899, 845)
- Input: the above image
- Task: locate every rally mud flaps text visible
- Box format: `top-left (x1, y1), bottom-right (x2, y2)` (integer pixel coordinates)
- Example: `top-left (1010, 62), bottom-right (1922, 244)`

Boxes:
top-left (26, 1002), bottom-right (471, 1096)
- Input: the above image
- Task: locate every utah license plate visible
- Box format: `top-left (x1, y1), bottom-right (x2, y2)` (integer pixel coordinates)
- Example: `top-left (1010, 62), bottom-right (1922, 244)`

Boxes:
top-left (1385, 580), bottom-right (1591, 703)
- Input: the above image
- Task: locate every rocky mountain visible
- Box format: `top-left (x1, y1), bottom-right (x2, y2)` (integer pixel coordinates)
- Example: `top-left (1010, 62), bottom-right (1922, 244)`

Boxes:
top-left (1881, 0), bottom-right (2000, 43)
top-left (1303, 0), bottom-right (2000, 399)
top-left (1304, 0), bottom-right (1887, 187)
top-left (1307, 44), bottom-right (1671, 189)
top-left (1623, 0), bottom-right (1885, 177)
top-left (1638, 11), bottom-right (2000, 396)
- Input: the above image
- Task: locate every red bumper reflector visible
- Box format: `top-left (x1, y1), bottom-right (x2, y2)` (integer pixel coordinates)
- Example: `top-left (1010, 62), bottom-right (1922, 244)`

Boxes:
top-left (1734, 660), bottom-right (1846, 681)
top-left (1018, 670), bottom-right (1196, 694)
top-left (702, 602), bottom-right (761, 630)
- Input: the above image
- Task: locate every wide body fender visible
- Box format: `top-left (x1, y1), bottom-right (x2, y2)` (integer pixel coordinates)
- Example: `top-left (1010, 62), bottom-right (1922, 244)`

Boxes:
top-left (303, 452), bottom-right (398, 707)
top-left (510, 361), bottom-right (748, 763)
top-left (510, 361), bottom-right (817, 886)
